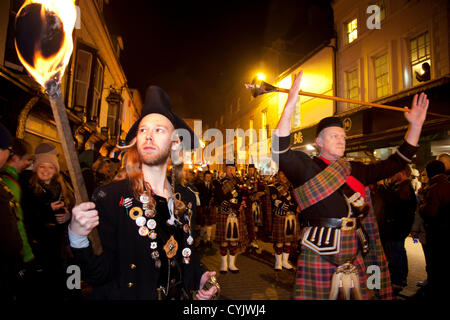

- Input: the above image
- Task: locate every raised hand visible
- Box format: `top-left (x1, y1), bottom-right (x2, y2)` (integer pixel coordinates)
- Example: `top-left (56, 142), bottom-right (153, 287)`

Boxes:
top-left (286, 70), bottom-right (303, 107)
top-left (405, 92), bottom-right (429, 127)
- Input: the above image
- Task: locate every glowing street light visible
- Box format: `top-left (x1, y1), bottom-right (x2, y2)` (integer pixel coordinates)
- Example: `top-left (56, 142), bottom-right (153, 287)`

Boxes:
top-left (256, 72), bottom-right (266, 81)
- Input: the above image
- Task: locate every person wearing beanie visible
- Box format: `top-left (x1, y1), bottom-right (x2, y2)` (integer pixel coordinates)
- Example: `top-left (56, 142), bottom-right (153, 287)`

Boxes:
top-left (420, 159), bottom-right (450, 298)
top-left (272, 71), bottom-right (429, 300)
top-left (0, 122), bottom-right (23, 300)
top-left (21, 142), bottom-right (74, 299)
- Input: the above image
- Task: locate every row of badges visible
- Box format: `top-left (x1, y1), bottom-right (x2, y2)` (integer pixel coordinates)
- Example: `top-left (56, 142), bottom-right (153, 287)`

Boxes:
top-left (123, 194), bottom-right (194, 266)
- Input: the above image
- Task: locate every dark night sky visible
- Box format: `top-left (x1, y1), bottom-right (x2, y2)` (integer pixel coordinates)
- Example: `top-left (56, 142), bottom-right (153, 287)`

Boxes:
top-left (103, 0), bottom-right (334, 126)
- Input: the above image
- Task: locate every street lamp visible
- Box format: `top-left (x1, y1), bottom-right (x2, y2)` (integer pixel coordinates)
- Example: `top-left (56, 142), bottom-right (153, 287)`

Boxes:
top-left (256, 72), bottom-right (266, 81)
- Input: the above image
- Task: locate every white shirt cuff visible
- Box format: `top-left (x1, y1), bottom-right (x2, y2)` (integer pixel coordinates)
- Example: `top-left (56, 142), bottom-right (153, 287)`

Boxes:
top-left (68, 226), bottom-right (90, 249)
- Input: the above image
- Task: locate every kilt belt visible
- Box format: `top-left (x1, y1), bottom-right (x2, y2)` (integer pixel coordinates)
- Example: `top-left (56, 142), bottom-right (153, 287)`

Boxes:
top-left (301, 217), bottom-right (369, 257)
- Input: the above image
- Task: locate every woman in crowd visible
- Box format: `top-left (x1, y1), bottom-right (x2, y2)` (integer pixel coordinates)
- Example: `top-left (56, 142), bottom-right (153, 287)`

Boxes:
top-left (22, 143), bottom-right (74, 299)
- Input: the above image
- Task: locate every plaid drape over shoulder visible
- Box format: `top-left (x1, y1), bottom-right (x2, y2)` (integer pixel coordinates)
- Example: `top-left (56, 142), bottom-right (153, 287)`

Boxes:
top-left (292, 158), bottom-right (351, 211)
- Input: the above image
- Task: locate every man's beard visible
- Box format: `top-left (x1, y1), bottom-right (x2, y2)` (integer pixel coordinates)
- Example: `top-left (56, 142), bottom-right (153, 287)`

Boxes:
top-left (138, 143), bottom-right (171, 166)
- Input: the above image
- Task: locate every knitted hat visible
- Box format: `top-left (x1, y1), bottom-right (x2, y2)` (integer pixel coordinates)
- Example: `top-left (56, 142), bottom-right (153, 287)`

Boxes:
top-left (33, 143), bottom-right (60, 172)
top-left (0, 122), bottom-right (13, 150)
top-left (35, 142), bottom-right (58, 155)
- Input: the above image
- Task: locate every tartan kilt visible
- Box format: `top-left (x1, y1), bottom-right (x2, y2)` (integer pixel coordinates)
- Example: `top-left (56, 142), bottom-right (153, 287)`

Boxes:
top-left (272, 213), bottom-right (301, 244)
top-left (197, 206), bottom-right (216, 226)
top-left (294, 229), bottom-right (385, 300)
top-left (215, 206), bottom-right (248, 247)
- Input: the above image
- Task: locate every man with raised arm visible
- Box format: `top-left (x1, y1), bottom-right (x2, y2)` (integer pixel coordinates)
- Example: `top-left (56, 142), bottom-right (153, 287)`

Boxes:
top-left (272, 71), bottom-right (429, 300)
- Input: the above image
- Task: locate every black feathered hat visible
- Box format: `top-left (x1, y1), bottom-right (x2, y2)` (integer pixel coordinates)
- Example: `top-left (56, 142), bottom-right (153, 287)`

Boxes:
top-left (125, 86), bottom-right (199, 150)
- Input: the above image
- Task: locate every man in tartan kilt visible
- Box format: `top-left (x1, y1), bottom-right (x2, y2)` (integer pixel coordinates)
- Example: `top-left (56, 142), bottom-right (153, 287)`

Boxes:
top-left (215, 162), bottom-right (248, 273)
top-left (265, 170), bottom-right (301, 271)
top-left (243, 164), bottom-right (267, 250)
top-left (272, 71), bottom-right (429, 300)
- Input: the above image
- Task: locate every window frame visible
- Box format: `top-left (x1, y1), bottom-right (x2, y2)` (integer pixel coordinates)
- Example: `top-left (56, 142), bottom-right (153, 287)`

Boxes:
top-left (72, 41), bottom-right (105, 123)
top-left (374, 53), bottom-right (390, 98)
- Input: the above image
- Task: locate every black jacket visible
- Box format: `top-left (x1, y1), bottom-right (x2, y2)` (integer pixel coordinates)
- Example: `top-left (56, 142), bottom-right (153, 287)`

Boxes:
top-left (273, 134), bottom-right (418, 220)
top-left (71, 179), bottom-right (205, 300)
top-left (375, 180), bottom-right (417, 241)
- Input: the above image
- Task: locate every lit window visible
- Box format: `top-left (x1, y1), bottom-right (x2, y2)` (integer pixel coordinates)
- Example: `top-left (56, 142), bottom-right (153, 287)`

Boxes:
top-left (346, 69), bottom-right (358, 109)
top-left (346, 19), bottom-right (358, 44)
top-left (377, 0), bottom-right (386, 22)
top-left (374, 54), bottom-right (389, 98)
top-left (410, 32), bottom-right (431, 86)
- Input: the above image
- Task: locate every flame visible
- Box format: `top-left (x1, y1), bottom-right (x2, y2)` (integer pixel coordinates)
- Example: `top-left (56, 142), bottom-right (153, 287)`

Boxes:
top-left (15, 0), bottom-right (77, 88)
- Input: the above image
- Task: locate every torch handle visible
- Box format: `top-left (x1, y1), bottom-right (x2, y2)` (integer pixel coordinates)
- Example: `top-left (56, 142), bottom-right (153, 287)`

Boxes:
top-left (277, 87), bottom-right (450, 120)
top-left (47, 85), bottom-right (103, 255)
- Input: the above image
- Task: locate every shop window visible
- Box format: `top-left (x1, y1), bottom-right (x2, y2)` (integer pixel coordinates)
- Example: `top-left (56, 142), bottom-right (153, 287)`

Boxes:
top-left (410, 32), bottom-right (431, 86)
top-left (374, 53), bottom-right (389, 98)
top-left (346, 18), bottom-right (358, 44)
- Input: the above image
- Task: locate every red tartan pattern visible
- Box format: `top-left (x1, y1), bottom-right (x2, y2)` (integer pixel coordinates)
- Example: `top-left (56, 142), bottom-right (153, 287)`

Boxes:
top-left (294, 226), bottom-right (393, 300)
top-left (215, 206), bottom-right (248, 247)
top-left (271, 214), bottom-right (301, 243)
top-left (197, 206), bottom-right (216, 226)
top-left (294, 246), bottom-right (369, 300)
top-left (293, 158), bottom-right (351, 211)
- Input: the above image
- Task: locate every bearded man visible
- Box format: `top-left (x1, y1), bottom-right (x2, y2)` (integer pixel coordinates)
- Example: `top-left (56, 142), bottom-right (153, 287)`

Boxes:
top-left (68, 86), bottom-right (218, 300)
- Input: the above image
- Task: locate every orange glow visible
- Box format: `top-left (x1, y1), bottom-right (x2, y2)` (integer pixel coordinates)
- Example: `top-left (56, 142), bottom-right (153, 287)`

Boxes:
top-left (15, 0), bottom-right (77, 88)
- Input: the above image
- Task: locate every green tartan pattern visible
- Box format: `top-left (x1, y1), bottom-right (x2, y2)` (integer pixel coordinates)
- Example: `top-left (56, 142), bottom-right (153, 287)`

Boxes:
top-left (293, 158), bottom-right (351, 211)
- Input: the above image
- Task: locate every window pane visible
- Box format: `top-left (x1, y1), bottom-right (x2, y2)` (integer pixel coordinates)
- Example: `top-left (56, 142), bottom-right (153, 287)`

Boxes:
top-left (74, 50), bottom-right (92, 108)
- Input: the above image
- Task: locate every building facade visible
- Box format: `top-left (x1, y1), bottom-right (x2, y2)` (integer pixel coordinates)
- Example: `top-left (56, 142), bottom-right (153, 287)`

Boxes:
top-left (215, 0), bottom-right (449, 174)
top-left (0, 0), bottom-right (142, 172)
top-left (332, 0), bottom-right (450, 168)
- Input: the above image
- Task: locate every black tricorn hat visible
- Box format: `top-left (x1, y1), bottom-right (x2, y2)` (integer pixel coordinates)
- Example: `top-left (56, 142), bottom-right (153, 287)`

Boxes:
top-left (125, 86), bottom-right (199, 150)
top-left (316, 116), bottom-right (343, 137)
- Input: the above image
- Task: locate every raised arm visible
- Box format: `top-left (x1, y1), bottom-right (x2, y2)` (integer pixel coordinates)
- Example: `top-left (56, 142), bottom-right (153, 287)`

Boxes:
top-left (275, 71), bottom-right (303, 137)
top-left (404, 92), bottom-right (429, 146)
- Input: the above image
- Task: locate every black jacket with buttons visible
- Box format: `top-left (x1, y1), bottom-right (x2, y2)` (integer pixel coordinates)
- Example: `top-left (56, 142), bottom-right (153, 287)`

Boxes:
top-left (71, 179), bottom-right (205, 300)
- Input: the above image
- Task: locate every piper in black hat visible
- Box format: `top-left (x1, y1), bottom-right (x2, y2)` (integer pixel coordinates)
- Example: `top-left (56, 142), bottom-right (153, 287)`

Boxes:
top-left (215, 159), bottom-right (249, 273)
top-left (242, 163), bottom-right (267, 251)
top-left (272, 71), bottom-right (429, 300)
top-left (68, 86), bottom-right (218, 300)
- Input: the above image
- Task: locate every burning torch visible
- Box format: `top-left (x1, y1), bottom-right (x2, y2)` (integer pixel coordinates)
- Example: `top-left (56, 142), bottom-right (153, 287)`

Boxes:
top-left (15, 0), bottom-right (102, 255)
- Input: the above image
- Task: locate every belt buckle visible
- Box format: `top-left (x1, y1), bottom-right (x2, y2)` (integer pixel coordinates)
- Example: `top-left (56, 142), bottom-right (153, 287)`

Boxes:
top-left (341, 217), bottom-right (356, 231)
